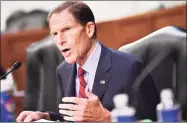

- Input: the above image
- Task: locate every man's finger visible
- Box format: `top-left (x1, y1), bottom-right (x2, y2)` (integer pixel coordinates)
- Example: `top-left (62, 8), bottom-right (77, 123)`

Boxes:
top-left (23, 113), bottom-right (40, 122)
top-left (16, 113), bottom-right (27, 122)
top-left (64, 116), bottom-right (84, 122)
top-left (59, 104), bottom-right (82, 111)
top-left (62, 97), bottom-right (87, 105)
top-left (60, 109), bottom-right (86, 117)
top-left (23, 115), bottom-right (33, 122)
top-left (16, 111), bottom-right (32, 122)
top-left (85, 87), bottom-right (98, 100)
top-left (59, 109), bottom-right (74, 117)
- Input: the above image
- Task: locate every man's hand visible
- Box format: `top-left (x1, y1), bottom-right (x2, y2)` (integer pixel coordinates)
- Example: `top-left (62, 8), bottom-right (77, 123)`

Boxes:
top-left (59, 88), bottom-right (111, 122)
top-left (16, 111), bottom-right (50, 122)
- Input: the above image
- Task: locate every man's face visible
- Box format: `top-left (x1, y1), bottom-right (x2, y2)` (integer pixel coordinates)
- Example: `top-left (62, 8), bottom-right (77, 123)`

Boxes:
top-left (49, 9), bottom-right (93, 64)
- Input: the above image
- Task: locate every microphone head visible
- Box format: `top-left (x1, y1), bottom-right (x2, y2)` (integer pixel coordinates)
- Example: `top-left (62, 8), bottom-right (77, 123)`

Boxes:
top-left (11, 61), bottom-right (22, 71)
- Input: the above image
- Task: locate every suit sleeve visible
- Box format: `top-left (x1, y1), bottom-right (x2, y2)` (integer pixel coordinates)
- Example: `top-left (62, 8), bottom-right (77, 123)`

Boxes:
top-left (125, 60), bottom-right (160, 121)
top-left (48, 68), bottom-right (65, 121)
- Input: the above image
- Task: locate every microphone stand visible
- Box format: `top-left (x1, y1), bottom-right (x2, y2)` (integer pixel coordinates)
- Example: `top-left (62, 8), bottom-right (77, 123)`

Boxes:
top-left (0, 69), bottom-right (14, 80)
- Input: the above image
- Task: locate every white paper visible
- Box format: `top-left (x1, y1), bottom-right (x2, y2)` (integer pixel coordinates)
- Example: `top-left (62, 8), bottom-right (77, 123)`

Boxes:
top-left (34, 119), bottom-right (55, 122)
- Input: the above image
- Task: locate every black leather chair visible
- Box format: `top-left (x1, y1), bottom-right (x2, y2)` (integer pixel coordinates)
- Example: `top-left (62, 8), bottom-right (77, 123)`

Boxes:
top-left (119, 26), bottom-right (187, 121)
top-left (24, 9), bottom-right (49, 30)
top-left (5, 10), bottom-right (26, 33)
top-left (24, 36), bottom-right (64, 112)
top-left (5, 9), bottom-right (48, 33)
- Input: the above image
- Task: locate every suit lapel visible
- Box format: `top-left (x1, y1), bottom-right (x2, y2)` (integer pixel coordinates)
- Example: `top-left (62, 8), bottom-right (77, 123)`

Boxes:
top-left (64, 64), bottom-right (77, 97)
top-left (92, 45), bottom-right (112, 100)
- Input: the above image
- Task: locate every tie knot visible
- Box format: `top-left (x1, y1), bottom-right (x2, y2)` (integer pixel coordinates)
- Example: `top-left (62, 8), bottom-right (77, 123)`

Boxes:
top-left (78, 67), bottom-right (85, 77)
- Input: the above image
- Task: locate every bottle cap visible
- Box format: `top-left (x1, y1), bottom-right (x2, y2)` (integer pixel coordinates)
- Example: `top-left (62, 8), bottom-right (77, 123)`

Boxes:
top-left (113, 94), bottom-right (128, 109)
top-left (160, 88), bottom-right (173, 102)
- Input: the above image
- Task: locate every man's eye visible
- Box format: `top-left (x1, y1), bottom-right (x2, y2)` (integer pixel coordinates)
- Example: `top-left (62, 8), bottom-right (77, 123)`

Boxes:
top-left (65, 28), bottom-right (70, 31)
top-left (52, 32), bottom-right (57, 36)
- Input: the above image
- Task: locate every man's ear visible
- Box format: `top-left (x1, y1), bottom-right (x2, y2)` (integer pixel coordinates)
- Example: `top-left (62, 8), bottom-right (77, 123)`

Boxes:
top-left (85, 22), bottom-right (95, 38)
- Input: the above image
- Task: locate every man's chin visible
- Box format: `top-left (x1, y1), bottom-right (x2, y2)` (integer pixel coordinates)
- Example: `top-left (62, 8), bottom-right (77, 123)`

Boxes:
top-left (65, 58), bottom-right (76, 64)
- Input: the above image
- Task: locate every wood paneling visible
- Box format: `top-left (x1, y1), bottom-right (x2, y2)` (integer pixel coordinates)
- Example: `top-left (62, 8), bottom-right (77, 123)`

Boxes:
top-left (151, 4), bottom-right (186, 30)
top-left (1, 28), bottom-right (50, 90)
top-left (96, 4), bottom-right (186, 49)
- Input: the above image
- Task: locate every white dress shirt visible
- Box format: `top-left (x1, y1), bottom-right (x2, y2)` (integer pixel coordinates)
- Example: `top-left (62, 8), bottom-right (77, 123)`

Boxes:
top-left (76, 41), bottom-right (101, 96)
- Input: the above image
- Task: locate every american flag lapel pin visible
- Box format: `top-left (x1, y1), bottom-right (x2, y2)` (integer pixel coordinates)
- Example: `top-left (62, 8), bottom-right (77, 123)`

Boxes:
top-left (100, 80), bottom-right (105, 84)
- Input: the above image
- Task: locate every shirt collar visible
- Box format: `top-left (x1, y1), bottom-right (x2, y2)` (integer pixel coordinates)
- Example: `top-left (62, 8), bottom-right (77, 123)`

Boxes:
top-left (76, 41), bottom-right (101, 76)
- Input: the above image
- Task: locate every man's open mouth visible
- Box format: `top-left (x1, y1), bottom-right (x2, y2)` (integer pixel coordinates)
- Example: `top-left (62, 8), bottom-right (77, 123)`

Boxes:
top-left (62, 48), bottom-right (70, 53)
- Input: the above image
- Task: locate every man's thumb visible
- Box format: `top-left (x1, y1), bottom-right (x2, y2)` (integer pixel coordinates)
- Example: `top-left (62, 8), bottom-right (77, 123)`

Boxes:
top-left (85, 87), bottom-right (96, 99)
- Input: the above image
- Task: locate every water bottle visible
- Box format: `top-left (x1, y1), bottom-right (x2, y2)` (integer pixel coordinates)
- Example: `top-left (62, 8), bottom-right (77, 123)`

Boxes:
top-left (1, 71), bottom-right (16, 122)
top-left (111, 94), bottom-right (136, 122)
top-left (156, 88), bottom-right (182, 122)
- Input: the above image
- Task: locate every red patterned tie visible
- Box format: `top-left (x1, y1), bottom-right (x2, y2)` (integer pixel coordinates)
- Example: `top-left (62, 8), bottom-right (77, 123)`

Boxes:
top-left (78, 67), bottom-right (87, 98)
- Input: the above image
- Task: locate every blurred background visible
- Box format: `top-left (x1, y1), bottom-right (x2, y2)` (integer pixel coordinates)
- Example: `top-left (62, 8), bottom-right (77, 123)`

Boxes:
top-left (0, 1), bottom-right (187, 122)
top-left (1, 1), bottom-right (186, 31)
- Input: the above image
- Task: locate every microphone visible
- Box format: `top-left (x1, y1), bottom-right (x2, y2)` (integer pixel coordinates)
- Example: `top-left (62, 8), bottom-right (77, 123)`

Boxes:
top-left (0, 61), bottom-right (22, 80)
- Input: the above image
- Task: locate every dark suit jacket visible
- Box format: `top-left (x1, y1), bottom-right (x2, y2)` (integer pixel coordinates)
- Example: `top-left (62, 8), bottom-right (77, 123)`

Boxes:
top-left (49, 44), bottom-right (159, 121)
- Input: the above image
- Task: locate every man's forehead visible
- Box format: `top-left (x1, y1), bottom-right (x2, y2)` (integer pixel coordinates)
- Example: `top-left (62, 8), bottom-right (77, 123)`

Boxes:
top-left (49, 10), bottom-right (74, 22)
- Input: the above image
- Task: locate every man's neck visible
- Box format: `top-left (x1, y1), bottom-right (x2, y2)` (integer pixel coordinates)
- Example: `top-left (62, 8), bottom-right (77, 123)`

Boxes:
top-left (76, 39), bottom-right (97, 67)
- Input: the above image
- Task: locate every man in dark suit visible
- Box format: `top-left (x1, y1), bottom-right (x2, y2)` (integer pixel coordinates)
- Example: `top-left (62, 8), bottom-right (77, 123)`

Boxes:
top-left (16, 1), bottom-right (159, 122)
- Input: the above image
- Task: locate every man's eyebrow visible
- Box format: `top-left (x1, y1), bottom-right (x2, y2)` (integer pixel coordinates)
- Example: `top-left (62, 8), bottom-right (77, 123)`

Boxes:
top-left (50, 24), bottom-right (71, 34)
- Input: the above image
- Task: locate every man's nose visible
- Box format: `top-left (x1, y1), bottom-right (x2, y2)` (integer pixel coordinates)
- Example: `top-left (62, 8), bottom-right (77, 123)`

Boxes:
top-left (57, 33), bottom-right (65, 45)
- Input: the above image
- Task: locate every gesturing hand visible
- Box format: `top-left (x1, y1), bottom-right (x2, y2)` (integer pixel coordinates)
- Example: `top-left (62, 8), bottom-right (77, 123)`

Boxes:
top-left (59, 88), bottom-right (111, 122)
